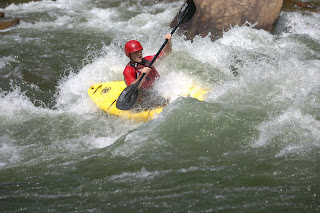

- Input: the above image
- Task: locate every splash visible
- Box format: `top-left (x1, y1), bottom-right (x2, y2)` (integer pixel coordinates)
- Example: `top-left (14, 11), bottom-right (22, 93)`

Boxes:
top-left (254, 108), bottom-right (320, 156)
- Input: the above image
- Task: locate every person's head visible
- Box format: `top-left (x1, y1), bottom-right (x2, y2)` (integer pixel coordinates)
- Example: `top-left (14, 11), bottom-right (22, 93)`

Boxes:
top-left (125, 40), bottom-right (143, 63)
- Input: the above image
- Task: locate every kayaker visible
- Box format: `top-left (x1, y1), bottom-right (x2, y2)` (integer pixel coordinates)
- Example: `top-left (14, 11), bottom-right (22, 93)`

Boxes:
top-left (123, 34), bottom-right (172, 109)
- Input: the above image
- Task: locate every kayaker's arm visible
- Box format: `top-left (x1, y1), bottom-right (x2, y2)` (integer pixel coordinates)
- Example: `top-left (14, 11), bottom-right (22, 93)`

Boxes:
top-left (129, 67), bottom-right (151, 89)
top-left (161, 34), bottom-right (172, 58)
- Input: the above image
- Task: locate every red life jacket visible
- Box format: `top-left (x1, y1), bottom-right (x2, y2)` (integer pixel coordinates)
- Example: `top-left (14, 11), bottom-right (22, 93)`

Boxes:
top-left (123, 55), bottom-right (160, 90)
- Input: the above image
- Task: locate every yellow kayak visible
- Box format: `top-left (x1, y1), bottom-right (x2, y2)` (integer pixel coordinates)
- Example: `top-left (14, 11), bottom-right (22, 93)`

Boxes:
top-left (88, 81), bottom-right (207, 122)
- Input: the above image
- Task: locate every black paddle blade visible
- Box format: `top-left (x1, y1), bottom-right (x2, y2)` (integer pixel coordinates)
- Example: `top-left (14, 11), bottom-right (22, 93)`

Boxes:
top-left (116, 84), bottom-right (139, 110)
top-left (178, 0), bottom-right (196, 25)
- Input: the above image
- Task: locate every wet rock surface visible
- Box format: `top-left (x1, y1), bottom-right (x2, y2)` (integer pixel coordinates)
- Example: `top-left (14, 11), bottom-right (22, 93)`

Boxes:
top-left (0, 16), bottom-right (20, 30)
top-left (282, 0), bottom-right (320, 12)
top-left (169, 0), bottom-right (283, 41)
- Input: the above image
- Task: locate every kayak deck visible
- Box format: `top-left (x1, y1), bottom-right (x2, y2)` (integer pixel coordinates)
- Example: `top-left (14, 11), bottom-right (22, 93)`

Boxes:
top-left (88, 81), bottom-right (207, 122)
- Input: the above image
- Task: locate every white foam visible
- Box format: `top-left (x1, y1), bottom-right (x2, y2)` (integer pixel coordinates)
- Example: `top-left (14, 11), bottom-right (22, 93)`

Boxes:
top-left (253, 108), bottom-right (320, 156)
top-left (0, 88), bottom-right (51, 121)
top-left (54, 43), bottom-right (127, 114)
top-left (275, 11), bottom-right (320, 40)
top-left (52, 135), bottom-right (120, 153)
top-left (0, 56), bottom-right (17, 70)
top-left (154, 72), bottom-right (195, 100)
top-left (108, 167), bottom-right (172, 183)
top-left (0, 135), bottom-right (21, 170)
top-left (91, 136), bottom-right (120, 149)
top-left (275, 141), bottom-right (320, 158)
top-left (4, 0), bottom-right (92, 12)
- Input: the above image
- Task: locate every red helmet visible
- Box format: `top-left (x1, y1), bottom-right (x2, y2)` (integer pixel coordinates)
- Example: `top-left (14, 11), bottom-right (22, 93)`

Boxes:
top-left (125, 40), bottom-right (143, 56)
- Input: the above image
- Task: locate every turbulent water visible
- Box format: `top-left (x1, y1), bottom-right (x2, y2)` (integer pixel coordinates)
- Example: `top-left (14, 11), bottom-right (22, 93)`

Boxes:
top-left (1, 0), bottom-right (320, 212)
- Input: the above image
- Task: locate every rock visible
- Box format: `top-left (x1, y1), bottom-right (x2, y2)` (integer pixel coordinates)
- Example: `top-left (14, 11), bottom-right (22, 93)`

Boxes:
top-left (169, 0), bottom-right (283, 41)
top-left (296, 2), bottom-right (309, 8)
top-left (0, 18), bottom-right (20, 30)
top-left (0, 12), bottom-right (4, 18)
top-left (282, 0), bottom-right (320, 12)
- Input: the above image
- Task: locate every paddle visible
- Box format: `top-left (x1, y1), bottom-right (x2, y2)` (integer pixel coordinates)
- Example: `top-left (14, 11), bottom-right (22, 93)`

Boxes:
top-left (116, 0), bottom-right (196, 110)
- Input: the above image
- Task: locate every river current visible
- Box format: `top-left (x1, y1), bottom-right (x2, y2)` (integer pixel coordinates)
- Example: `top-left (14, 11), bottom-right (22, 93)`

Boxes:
top-left (1, 0), bottom-right (320, 212)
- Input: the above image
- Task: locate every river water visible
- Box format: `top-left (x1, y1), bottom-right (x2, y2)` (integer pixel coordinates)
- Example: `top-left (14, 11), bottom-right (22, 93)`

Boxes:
top-left (1, 0), bottom-right (320, 212)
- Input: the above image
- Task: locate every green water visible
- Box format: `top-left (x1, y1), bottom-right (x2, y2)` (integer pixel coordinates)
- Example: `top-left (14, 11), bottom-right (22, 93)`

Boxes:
top-left (1, 0), bottom-right (320, 212)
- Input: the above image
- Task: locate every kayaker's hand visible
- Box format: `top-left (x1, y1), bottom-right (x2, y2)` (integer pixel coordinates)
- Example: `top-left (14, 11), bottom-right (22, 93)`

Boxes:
top-left (165, 33), bottom-right (172, 41)
top-left (141, 67), bottom-right (151, 74)
top-left (163, 34), bottom-right (172, 57)
top-left (137, 67), bottom-right (151, 89)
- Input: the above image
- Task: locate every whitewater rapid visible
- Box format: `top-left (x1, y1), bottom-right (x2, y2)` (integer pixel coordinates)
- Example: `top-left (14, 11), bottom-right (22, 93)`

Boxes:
top-left (1, 1), bottom-right (320, 211)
